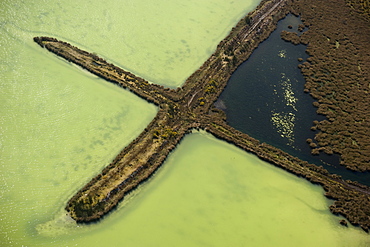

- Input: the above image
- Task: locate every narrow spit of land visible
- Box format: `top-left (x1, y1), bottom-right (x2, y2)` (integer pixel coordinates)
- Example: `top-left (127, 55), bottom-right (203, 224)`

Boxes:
top-left (34, 0), bottom-right (370, 231)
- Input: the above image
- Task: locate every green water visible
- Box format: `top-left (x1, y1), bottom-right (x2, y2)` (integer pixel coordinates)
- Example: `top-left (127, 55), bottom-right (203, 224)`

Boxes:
top-left (1, 0), bottom-right (260, 87)
top-left (20, 132), bottom-right (370, 246)
top-left (0, 24), bottom-right (158, 246)
top-left (1, 0), bottom-right (369, 246)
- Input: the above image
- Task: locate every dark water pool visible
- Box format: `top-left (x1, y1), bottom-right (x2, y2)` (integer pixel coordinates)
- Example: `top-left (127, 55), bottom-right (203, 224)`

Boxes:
top-left (216, 14), bottom-right (370, 185)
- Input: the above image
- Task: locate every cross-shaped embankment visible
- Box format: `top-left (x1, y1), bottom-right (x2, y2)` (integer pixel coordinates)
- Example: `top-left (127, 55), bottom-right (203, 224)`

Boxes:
top-left (34, 0), bottom-right (370, 232)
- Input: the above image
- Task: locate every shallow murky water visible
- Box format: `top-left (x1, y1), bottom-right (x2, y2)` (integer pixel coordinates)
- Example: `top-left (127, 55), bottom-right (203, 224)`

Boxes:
top-left (35, 132), bottom-right (370, 246)
top-left (1, 0), bottom-right (369, 246)
top-left (1, 0), bottom-right (261, 87)
top-left (0, 29), bottom-right (158, 246)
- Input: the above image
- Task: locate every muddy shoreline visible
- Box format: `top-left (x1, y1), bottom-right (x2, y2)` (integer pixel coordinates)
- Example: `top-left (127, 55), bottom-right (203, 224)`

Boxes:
top-left (34, 0), bottom-right (370, 231)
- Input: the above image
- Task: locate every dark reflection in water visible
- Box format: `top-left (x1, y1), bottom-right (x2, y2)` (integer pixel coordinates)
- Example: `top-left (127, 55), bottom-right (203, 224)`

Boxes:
top-left (216, 14), bottom-right (370, 185)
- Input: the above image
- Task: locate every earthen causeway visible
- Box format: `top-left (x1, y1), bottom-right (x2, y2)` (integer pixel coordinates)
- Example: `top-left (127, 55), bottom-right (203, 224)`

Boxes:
top-left (34, 0), bottom-right (370, 232)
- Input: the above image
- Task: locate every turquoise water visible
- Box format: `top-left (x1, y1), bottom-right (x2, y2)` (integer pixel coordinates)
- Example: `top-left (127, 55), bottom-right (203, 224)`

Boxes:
top-left (1, 0), bottom-right (369, 246)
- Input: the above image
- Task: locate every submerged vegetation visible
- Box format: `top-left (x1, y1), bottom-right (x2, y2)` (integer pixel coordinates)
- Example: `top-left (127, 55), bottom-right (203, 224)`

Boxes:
top-left (34, 0), bottom-right (370, 232)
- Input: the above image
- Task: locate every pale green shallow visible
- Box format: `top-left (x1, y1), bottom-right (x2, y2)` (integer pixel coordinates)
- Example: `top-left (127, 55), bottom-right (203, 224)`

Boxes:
top-left (33, 132), bottom-right (370, 246)
top-left (1, 0), bottom-right (369, 246)
top-left (0, 0), bottom-right (260, 87)
top-left (0, 28), bottom-right (158, 246)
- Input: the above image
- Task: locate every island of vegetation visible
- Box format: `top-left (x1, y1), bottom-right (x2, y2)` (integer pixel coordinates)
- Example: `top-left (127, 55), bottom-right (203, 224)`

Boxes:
top-left (34, 0), bottom-right (370, 232)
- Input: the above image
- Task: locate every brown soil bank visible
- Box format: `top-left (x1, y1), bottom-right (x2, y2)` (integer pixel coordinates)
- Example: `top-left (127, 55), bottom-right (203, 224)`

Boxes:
top-left (282, 0), bottom-right (370, 171)
top-left (33, 0), bottom-right (370, 232)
